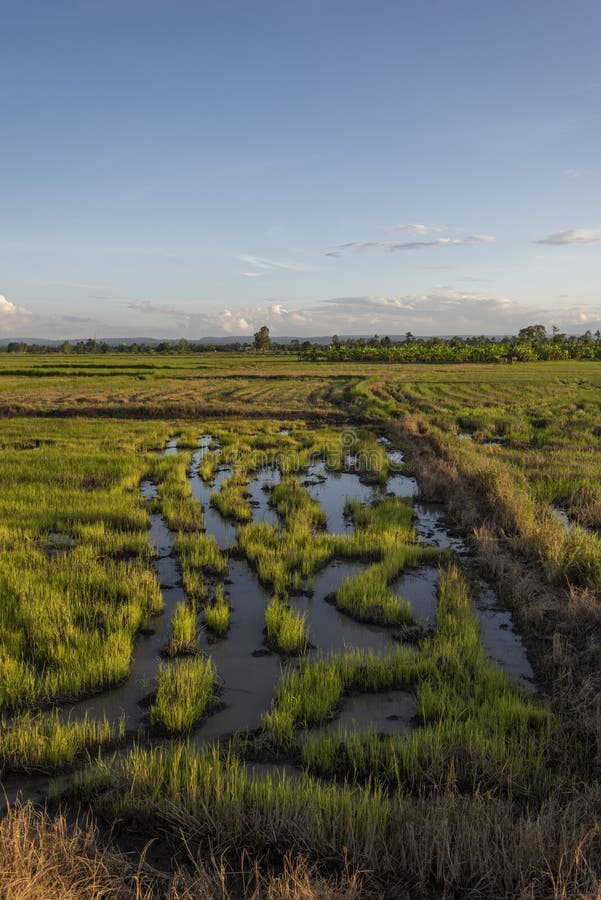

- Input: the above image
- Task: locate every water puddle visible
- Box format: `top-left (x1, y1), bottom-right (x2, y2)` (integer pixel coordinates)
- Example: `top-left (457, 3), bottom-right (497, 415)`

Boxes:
top-left (552, 506), bottom-right (571, 530)
top-left (414, 502), bottom-right (469, 555)
top-left (377, 435), bottom-right (405, 469)
top-left (191, 558), bottom-right (281, 744)
top-left (393, 567), bottom-right (438, 625)
top-left (472, 581), bottom-right (535, 688)
top-left (189, 449), bottom-right (237, 551)
top-left (163, 437), bottom-right (180, 456)
top-left (311, 690), bottom-right (417, 738)
top-left (385, 473), bottom-right (419, 498)
top-left (293, 561), bottom-right (395, 655)
top-left (304, 462), bottom-right (373, 533)
top-left (247, 467), bottom-right (281, 527)
top-left (413, 503), bottom-right (533, 687)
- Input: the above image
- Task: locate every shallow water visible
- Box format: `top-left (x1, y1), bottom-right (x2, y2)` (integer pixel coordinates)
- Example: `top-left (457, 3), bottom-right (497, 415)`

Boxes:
top-left (311, 690), bottom-right (417, 738)
top-left (393, 567), bottom-right (438, 625)
top-left (247, 467), bottom-right (281, 527)
top-left (412, 503), bottom-right (534, 687)
top-left (386, 473), bottom-right (420, 497)
top-left (473, 580), bottom-right (535, 688)
top-left (191, 557), bottom-right (281, 744)
top-left (413, 502), bottom-right (469, 555)
top-left (162, 437), bottom-right (180, 456)
top-left (293, 561), bottom-right (395, 655)
top-left (304, 462), bottom-right (373, 533)
top-left (552, 506), bottom-right (573, 531)
top-left (3, 431), bottom-right (539, 808)
top-left (189, 448), bottom-right (237, 551)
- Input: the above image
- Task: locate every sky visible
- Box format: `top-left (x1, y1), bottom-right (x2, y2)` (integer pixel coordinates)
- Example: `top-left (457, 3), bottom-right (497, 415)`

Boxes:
top-left (1, 0), bottom-right (600, 339)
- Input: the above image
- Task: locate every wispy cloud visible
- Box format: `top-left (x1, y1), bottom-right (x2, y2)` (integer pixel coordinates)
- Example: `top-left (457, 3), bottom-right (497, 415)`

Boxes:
top-left (332, 234), bottom-right (496, 255)
top-left (563, 169), bottom-right (581, 179)
top-left (238, 255), bottom-right (315, 277)
top-left (536, 228), bottom-right (601, 245)
top-left (387, 223), bottom-right (445, 235)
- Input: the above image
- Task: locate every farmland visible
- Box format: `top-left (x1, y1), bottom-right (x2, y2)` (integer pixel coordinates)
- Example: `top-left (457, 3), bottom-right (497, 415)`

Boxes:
top-left (0, 354), bottom-right (600, 898)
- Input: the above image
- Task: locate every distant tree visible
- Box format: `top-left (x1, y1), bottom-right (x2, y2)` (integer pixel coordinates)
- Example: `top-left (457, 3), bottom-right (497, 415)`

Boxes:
top-left (405, 331), bottom-right (414, 343)
top-left (518, 324), bottom-right (547, 342)
top-left (253, 325), bottom-right (271, 353)
top-left (60, 340), bottom-right (72, 353)
top-left (332, 334), bottom-right (340, 347)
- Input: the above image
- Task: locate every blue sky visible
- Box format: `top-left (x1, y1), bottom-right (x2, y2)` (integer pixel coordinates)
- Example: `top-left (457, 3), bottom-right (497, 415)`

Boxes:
top-left (1, 0), bottom-right (600, 338)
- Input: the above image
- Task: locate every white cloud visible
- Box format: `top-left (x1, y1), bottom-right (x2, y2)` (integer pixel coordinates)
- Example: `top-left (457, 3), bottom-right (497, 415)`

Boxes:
top-left (388, 223), bottom-right (445, 235)
top-left (127, 292), bottom-right (601, 337)
top-left (307, 292), bottom-right (600, 334)
top-left (563, 169), bottom-right (581, 179)
top-left (536, 228), bottom-right (601, 245)
top-left (0, 294), bottom-right (31, 333)
top-left (332, 234), bottom-right (496, 255)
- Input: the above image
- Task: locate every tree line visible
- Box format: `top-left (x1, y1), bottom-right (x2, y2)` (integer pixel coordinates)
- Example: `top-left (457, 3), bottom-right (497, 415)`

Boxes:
top-left (2, 324), bottom-right (600, 362)
top-left (299, 326), bottom-right (601, 364)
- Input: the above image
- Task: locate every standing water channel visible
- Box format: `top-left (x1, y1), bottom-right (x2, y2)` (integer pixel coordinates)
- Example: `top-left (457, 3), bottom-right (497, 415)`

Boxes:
top-left (47, 431), bottom-right (533, 763)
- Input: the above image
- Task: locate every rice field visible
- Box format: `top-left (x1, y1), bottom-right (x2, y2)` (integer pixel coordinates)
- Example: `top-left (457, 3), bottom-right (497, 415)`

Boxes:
top-left (0, 355), bottom-right (599, 896)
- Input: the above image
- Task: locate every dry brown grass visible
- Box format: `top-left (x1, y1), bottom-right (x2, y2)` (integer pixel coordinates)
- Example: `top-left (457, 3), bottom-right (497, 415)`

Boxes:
top-left (119, 784), bottom-right (601, 899)
top-left (0, 801), bottom-right (140, 899)
top-left (392, 415), bottom-right (601, 767)
top-left (0, 801), bottom-right (367, 900)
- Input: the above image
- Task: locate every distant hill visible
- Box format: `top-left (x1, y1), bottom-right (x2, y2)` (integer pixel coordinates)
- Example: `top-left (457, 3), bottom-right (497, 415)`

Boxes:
top-left (0, 334), bottom-right (513, 346)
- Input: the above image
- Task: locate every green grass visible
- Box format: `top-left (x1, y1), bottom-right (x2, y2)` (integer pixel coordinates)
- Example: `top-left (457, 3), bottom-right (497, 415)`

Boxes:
top-left (332, 553), bottom-right (416, 625)
top-left (332, 498), bottom-right (439, 624)
top-left (261, 646), bottom-right (421, 747)
top-left (239, 490), bottom-right (438, 599)
top-left (63, 739), bottom-right (597, 899)
top-left (264, 597), bottom-right (309, 654)
top-left (203, 584), bottom-right (231, 637)
top-left (175, 532), bottom-right (228, 577)
top-left (210, 471), bottom-right (252, 522)
top-left (344, 495), bottom-right (414, 534)
top-left (0, 709), bottom-right (125, 774)
top-left (0, 355), bottom-right (601, 900)
top-left (153, 452), bottom-right (204, 532)
top-left (270, 478), bottom-right (327, 530)
top-left (149, 656), bottom-right (218, 734)
top-left (163, 602), bottom-right (198, 656)
top-left (302, 565), bottom-right (554, 798)
top-left (0, 421), bottom-right (166, 712)
top-left (0, 362), bottom-right (595, 897)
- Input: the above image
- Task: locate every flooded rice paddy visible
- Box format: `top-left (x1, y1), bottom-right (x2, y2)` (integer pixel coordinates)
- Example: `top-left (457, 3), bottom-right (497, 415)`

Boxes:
top-left (71, 434), bottom-right (532, 730)
top-left (6, 430), bottom-right (535, 804)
